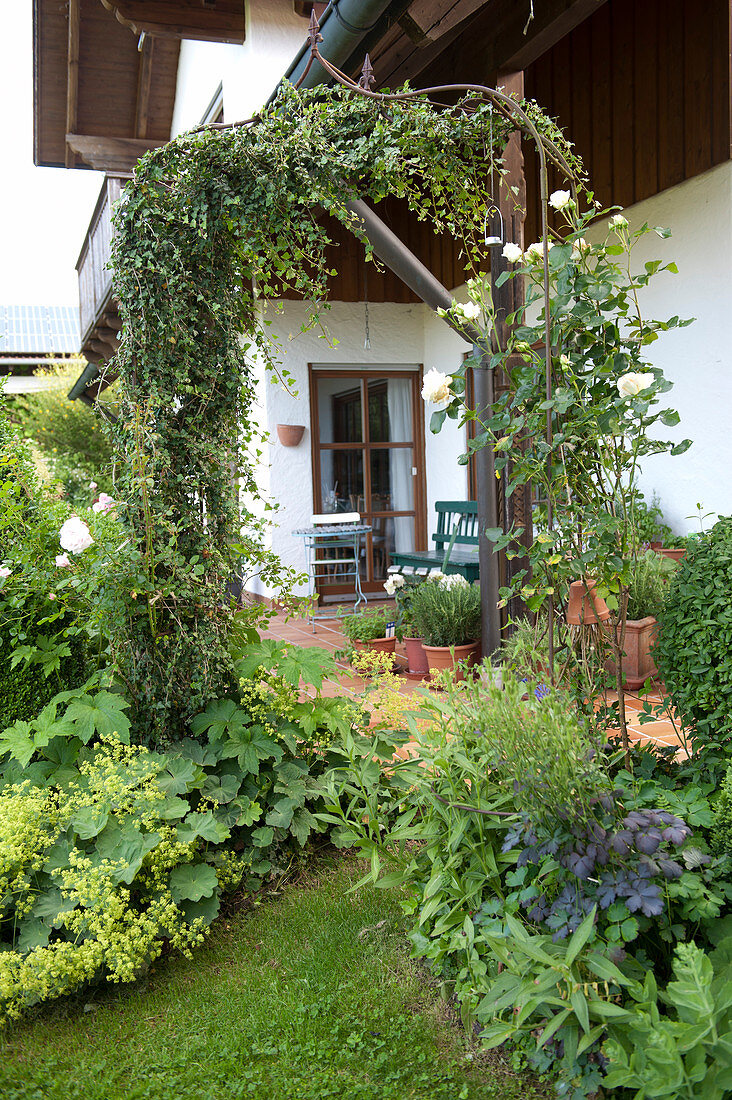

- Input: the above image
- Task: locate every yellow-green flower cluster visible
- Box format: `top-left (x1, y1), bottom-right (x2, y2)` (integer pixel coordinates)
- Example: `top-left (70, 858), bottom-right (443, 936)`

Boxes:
top-left (0, 738), bottom-right (223, 1026)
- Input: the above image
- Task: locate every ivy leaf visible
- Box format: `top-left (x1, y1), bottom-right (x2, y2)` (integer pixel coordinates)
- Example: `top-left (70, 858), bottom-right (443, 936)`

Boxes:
top-left (63, 692), bottom-right (131, 745)
top-left (169, 863), bottom-right (218, 903)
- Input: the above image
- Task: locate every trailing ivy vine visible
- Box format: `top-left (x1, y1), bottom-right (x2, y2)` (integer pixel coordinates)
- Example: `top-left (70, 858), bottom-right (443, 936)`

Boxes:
top-left (109, 82), bottom-right (578, 740)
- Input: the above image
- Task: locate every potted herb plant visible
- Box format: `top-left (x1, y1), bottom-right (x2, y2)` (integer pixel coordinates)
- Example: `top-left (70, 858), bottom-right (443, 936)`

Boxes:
top-left (384, 572), bottom-right (428, 677)
top-left (607, 550), bottom-right (676, 689)
top-left (409, 574), bottom-right (481, 678)
top-left (340, 606), bottom-right (397, 660)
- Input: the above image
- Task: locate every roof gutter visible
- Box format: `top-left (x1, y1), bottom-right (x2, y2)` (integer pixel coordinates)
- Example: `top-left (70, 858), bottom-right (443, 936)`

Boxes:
top-left (69, 359), bottom-right (105, 401)
top-left (268, 0), bottom-right (397, 100)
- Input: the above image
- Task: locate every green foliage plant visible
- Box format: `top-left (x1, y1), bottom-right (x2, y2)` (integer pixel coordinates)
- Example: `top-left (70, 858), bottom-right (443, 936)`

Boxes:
top-left (630, 488), bottom-right (674, 548)
top-left (10, 359), bottom-right (117, 507)
top-left (625, 548), bottom-right (675, 620)
top-left (106, 81), bottom-right (578, 740)
top-left (339, 607), bottom-right (395, 643)
top-left (604, 940), bottom-right (732, 1099)
top-left (654, 517), bottom-right (732, 753)
top-left (433, 198), bottom-right (691, 756)
top-left (409, 574), bottom-right (481, 647)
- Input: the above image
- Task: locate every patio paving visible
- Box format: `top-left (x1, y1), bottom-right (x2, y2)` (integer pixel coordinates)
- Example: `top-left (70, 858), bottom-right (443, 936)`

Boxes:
top-left (260, 608), bottom-right (688, 756)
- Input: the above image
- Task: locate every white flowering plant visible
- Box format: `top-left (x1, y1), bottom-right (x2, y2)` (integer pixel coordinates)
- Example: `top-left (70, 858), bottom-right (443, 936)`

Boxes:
top-left (432, 198), bottom-right (691, 740)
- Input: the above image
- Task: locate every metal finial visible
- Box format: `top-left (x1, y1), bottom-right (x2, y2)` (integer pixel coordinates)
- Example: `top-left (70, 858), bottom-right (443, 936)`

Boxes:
top-left (307, 9), bottom-right (323, 51)
top-left (358, 54), bottom-right (375, 90)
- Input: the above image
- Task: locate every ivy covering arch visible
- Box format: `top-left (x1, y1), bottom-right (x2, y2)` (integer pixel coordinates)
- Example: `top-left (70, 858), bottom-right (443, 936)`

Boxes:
top-left (107, 79), bottom-right (580, 740)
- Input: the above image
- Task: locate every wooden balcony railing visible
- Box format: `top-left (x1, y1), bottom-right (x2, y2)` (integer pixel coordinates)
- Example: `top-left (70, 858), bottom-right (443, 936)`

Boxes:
top-left (76, 176), bottom-right (125, 347)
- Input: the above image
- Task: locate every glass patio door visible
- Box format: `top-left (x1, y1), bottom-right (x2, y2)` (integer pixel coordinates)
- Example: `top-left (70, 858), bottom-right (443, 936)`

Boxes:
top-left (310, 368), bottom-right (426, 594)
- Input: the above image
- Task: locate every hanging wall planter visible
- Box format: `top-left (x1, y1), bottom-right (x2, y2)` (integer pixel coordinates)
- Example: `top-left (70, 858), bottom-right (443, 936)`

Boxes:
top-left (276, 424), bottom-right (306, 447)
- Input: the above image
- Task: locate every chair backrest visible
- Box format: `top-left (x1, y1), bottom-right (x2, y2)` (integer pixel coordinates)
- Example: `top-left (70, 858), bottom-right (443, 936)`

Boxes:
top-left (311, 512), bottom-right (361, 525)
top-left (433, 501), bottom-right (479, 546)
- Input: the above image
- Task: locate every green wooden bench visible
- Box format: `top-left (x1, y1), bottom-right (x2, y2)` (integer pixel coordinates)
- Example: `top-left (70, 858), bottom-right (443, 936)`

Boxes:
top-left (391, 501), bottom-right (480, 583)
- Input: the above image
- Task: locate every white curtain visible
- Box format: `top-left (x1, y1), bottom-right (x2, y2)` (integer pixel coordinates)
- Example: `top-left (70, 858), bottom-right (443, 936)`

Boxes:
top-left (387, 379), bottom-right (413, 553)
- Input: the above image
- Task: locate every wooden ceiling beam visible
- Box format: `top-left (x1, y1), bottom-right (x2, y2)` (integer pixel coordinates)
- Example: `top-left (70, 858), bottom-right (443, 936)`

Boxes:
top-left (135, 35), bottom-right (155, 139)
top-left (66, 133), bottom-right (166, 172)
top-left (97, 0), bottom-right (246, 44)
top-left (383, 0), bottom-right (609, 86)
top-left (64, 0), bottom-right (80, 168)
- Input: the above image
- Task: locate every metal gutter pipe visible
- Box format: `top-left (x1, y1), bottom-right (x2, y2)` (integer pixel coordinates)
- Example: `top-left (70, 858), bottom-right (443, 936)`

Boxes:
top-left (344, 199), bottom-right (484, 347)
top-left (69, 359), bottom-right (105, 401)
top-left (268, 0), bottom-right (396, 99)
top-left (345, 197), bottom-right (502, 654)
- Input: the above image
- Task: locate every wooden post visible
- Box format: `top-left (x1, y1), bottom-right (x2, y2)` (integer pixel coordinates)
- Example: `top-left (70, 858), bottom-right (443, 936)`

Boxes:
top-left (492, 69), bottom-right (533, 626)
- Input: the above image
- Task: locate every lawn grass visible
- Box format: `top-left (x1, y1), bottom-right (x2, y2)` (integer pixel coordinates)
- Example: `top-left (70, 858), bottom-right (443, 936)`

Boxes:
top-left (0, 854), bottom-right (546, 1100)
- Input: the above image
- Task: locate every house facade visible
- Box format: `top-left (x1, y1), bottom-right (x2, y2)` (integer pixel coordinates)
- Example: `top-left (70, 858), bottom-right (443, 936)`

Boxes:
top-left (33, 0), bottom-right (732, 601)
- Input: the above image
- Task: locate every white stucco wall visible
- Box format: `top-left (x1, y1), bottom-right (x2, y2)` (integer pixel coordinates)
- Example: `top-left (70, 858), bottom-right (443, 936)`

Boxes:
top-left (242, 298), bottom-right (473, 598)
top-left (171, 0), bottom-right (305, 136)
top-left (603, 162), bottom-right (732, 536)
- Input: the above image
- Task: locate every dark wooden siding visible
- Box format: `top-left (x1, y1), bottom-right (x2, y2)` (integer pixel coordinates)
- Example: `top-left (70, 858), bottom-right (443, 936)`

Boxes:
top-left (523, 0), bottom-right (732, 240)
top-left (282, 197), bottom-right (466, 303)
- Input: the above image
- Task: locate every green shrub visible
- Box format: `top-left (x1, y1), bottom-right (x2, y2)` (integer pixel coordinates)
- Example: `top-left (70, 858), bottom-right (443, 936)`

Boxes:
top-left (654, 517), bottom-right (732, 750)
top-left (626, 549), bottom-right (675, 620)
top-left (630, 489), bottom-right (673, 548)
top-left (340, 607), bottom-right (394, 643)
top-left (0, 621), bottom-right (87, 726)
top-left (409, 575), bottom-right (480, 647)
top-left (10, 359), bottom-right (117, 508)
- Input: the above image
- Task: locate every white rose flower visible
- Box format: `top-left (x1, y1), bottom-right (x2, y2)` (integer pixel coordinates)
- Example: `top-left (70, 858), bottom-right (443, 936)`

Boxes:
top-left (459, 301), bottom-right (482, 322)
top-left (89, 481), bottom-right (98, 491)
top-left (59, 516), bottom-right (94, 555)
top-left (549, 189), bottom-right (573, 210)
top-left (525, 240), bottom-right (555, 263)
top-left (55, 553), bottom-right (71, 568)
top-left (617, 371), bottom-right (654, 397)
top-left (502, 242), bottom-right (523, 263)
top-left (421, 368), bottom-right (453, 407)
top-left (383, 574), bottom-right (406, 596)
top-left (610, 213), bottom-right (628, 229)
top-left (428, 570), bottom-right (446, 583)
top-left (0, 566), bottom-right (11, 579)
top-left (571, 237), bottom-right (590, 259)
top-left (560, 354), bottom-right (571, 368)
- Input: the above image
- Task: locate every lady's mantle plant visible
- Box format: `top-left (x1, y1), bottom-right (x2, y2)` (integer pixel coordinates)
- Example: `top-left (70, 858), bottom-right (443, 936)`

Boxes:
top-left (108, 83), bottom-right (577, 740)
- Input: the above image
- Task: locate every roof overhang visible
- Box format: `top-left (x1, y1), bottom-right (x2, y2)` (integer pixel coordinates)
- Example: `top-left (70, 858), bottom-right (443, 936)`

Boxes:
top-left (33, 0), bottom-right (182, 170)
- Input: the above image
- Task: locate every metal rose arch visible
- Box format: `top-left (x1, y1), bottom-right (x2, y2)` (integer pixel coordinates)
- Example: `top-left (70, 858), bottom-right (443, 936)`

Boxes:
top-left (193, 9), bottom-right (581, 664)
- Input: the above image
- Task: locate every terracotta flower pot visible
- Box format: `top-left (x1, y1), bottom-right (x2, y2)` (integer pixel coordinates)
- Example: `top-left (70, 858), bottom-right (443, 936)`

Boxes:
top-left (352, 636), bottom-right (397, 669)
top-left (566, 579), bottom-right (611, 625)
top-left (423, 641), bottom-right (480, 681)
top-left (276, 423), bottom-right (306, 447)
top-left (659, 547), bottom-right (686, 563)
top-left (404, 635), bottom-right (429, 676)
top-left (606, 616), bottom-right (659, 690)
top-left (353, 636), bottom-right (397, 654)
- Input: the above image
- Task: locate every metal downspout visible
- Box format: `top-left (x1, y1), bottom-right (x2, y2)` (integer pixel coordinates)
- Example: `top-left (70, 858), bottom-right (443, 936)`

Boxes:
top-left (270, 0), bottom-right (396, 98)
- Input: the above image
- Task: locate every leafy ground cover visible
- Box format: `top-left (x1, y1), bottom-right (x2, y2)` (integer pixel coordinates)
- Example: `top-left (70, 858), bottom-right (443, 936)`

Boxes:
top-left (0, 857), bottom-right (546, 1100)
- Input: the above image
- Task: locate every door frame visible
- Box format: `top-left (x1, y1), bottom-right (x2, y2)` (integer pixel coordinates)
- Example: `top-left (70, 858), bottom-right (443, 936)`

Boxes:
top-left (308, 364), bottom-right (427, 595)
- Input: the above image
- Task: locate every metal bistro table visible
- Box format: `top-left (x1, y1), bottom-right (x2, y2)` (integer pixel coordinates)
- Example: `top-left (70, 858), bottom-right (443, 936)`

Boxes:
top-left (294, 513), bottom-right (372, 629)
